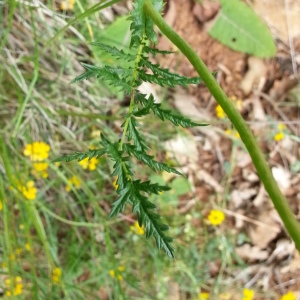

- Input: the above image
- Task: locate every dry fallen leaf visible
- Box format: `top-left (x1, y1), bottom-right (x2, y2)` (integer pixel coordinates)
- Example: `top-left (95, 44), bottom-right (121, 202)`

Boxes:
top-left (239, 57), bottom-right (266, 96)
top-left (192, 1), bottom-right (220, 23)
top-left (272, 165), bottom-right (291, 193)
top-left (231, 188), bottom-right (257, 209)
top-left (236, 244), bottom-right (269, 262)
top-left (267, 239), bottom-right (295, 263)
top-left (164, 135), bottom-right (198, 166)
top-left (249, 210), bottom-right (281, 249)
top-left (253, 0), bottom-right (300, 41)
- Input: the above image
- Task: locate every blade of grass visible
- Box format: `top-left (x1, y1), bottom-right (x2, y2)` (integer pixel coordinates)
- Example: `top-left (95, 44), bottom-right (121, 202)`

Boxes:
top-left (45, 0), bottom-right (122, 49)
top-left (12, 9), bottom-right (39, 137)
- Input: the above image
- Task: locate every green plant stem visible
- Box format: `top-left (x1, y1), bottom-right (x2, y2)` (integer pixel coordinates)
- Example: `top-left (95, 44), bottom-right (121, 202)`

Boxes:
top-left (144, 0), bottom-right (300, 251)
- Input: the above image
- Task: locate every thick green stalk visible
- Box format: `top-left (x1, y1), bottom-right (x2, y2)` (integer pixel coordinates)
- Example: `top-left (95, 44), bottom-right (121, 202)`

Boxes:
top-left (144, 0), bottom-right (300, 251)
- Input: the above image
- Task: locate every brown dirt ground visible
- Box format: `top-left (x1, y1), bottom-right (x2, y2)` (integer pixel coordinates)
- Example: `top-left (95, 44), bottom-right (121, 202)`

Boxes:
top-left (157, 0), bottom-right (300, 298)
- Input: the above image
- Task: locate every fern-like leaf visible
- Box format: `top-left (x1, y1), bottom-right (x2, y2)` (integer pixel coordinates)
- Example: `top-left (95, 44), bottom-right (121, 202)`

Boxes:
top-left (91, 42), bottom-right (136, 61)
top-left (51, 148), bottom-right (106, 163)
top-left (125, 117), bottom-right (149, 151)
top-left (108, 183), bottom-right (132, 218)
top-left (143, 46), bottom-right (174, 55)
top-left (137, 180), bottom-right (171, 194)
top-left (140, 57), bottom-right (202, 86)
top-left (138, 72), bottom-right (200, 88)
top-left (129, 0), bottom-right (145, 47)
top-left (130, 181), bottom-right (174, 258)
top-left (72, 64), bottom-right (133, 93)
top-left (123, 143), bottom-right (182, 175)
top-left (135, 94), bottom-right (208, 127)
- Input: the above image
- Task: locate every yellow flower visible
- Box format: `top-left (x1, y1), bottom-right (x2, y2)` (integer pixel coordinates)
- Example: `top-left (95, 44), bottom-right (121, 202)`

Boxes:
top-left (23, 142), bottom-right (50, 162)
top-left (225, 128), bottom-right (240, 138)
top-left (65, 176), bottom-right (81, 192)
top-left (130, 221), bottom-right (145, 235)
top-left (207, 210), bottom-right (225, 226)
top-left (197, 292), bottom-right (209, 300)
top-left (18, 180), bottom-right (37, 200)
top-left (109, 266), bottom-right (125, 281)
top-left (216, 105), bottom-right (226, 119)
top-left (5, 276), bottom-right (23, 296)
top-left (216, 96), bottom-right (242, 119)
top-left (78, 157), bottom-right (99, 171)
top-left (113, 177), bottom-right (119, 190)
top-left (51, 267), bottom-right (62, 284)
top-left (19, 224), bottom-right (24, 230)
top-left (9, 254), bottom-right (15, 261)
top-left (274, 123), bottom-right (286, 141)
top-left (242, 288), bottom-right (254, 300)
top-left (91, 128), bottom-right (101, 139)
top-left (280, 291), bottom-right (296, 300)
top-left (60, 0), bottom-right (75, 10)
top-left (25, 243), bottom-right (31, 252)
top-left (32, 162), bottom-right (49, 179)
top-left (16, 248), bottom-right (22, 255)
top-left (0, 200), bottom-right (2, 211)
top-left (278, 123), bottom-right (286, 131)
top-left (274, 131), bottom-right (284, 141)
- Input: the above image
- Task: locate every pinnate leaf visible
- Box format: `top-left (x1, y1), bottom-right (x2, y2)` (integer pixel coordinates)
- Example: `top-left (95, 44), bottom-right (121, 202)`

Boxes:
top-left (51, 148), bottom-right (106, 163)
top-left (123, 144), bottom-right (182, 175)
top-left (91, 42), bottom-right (136, 61)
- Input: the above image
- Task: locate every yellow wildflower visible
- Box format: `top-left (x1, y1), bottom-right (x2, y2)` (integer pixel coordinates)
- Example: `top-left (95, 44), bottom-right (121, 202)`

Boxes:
top-left (16, 248), bottom-right (22, 256)
top-left (274, 131), bottom-right (284, 141)
top-left (0, 199), bottom-right (2, 211)
top-left (130, 221), bottom-right (145, 235)
top-left (23, 142), bottom-right (50, 161)
top-left (19, 224), bottom-right (24, 230)
top-left (5, 276), bottom-right (23, 296)
top-left (278, 123), bottom-right (286, 131)
top-left (51, 267), bottom-right (62, 284)
top-left (225, 128), bottom-right (240, 138)
top-left (109, 266), bottom-right (125, 281)
top-left (207, 210), bottom-right (225, 226)
top-left (242, 288), bottom-right (254, 300)
top-left (91, 128), bottom-right (101, 139)
top-left (113, 177), bottom-right (119, 190)
top-left (32, 162), bottom-right (49, 179)
top-left (17, 180), bottom-right (37, 200)
top-left (65, 176), bottom-right (81, 192)
top-left (197, 292), bottom-right (209, 300)
top-left (274, 123), bottom-right (286, 141)
top-left (78, 157), bottom-right (99, 171)
top-left (1, 261), bottom-right (7, 268)
top-left (280, 291), bottom-right (296, 300)
top-left (60, 0), bottom-right (75, 10)
top-left (216, 105), bottom-right (226, 119)
top-left (25, 243), bottom-right (31, 252)
top-left (9, 254), bottom-right (15, 261)
top-left (216, 96), bottom-right (242, 119)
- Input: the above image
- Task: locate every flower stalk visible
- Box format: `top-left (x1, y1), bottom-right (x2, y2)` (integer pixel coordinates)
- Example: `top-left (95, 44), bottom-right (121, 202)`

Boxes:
top-left (143, 0), bottom-right (300, 251)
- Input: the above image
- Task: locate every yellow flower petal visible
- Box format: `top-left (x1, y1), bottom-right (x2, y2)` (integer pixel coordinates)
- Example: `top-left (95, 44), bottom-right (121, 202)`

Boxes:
top-left (207, 210), bottom-right (225, 226)
top-left (274, 131), bottom-right (284, 141)
top-left (280, 291), bottom-right (296, 300)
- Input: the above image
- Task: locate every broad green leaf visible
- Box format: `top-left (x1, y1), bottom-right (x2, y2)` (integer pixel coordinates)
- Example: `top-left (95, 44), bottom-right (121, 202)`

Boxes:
top-left (209, 0), bottom-right (276, 57)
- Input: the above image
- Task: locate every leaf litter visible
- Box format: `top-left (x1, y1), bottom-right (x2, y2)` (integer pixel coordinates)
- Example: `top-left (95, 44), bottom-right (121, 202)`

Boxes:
top-left (157, 0), bottom-right (300, 297)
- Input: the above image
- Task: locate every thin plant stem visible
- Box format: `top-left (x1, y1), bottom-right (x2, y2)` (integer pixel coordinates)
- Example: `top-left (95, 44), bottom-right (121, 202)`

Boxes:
top-left (144, 0), bottom-right (300, 251)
